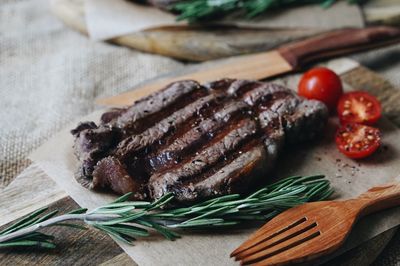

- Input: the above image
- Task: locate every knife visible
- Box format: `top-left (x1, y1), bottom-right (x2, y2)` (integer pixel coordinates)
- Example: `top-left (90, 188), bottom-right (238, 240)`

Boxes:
top-left (97, 26), bottom-right (400, 106)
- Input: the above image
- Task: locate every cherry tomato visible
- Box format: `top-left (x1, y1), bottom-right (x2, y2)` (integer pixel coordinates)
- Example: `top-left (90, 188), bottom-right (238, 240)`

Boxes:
top-left (337, 91), bottom-right (381, 125)
top-left (298, 67), bottom-right (343, 111)
top-left (335, 123), bottom-right (381, 159)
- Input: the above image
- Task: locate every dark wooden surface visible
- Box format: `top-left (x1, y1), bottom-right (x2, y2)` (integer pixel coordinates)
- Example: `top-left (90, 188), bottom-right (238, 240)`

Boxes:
top-left (0, 197), bottom-right (127, 265)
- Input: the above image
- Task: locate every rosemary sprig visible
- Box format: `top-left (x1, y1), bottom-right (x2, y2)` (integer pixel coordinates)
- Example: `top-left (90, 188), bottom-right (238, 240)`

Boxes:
top-left (0, 175), bottom-right (333, 249)
top-left (171, 0), bottom-right (366, 22)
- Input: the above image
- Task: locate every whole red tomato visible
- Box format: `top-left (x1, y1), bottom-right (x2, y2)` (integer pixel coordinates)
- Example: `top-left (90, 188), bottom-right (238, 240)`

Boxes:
top-left (298, 67), bottom-right (343, 111)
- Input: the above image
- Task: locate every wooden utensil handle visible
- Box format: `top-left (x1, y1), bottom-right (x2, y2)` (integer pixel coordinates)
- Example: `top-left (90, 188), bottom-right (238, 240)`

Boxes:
top-left (355, 182), bottom-right (400, 217)
top-left (278, 26), bottom-right (400, 69)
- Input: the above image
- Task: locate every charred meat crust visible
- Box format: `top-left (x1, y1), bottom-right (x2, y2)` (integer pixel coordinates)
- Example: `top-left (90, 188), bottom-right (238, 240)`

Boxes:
top-left (92, 156), bottom-right (147, 200)
top-left (71, 79), bottom-right (328, 202)
top-left (71, 122), bottom-right (122, 177)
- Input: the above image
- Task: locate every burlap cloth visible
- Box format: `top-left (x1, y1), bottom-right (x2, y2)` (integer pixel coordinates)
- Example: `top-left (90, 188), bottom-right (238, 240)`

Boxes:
top-left (1, 0), bottom-right (399, 264)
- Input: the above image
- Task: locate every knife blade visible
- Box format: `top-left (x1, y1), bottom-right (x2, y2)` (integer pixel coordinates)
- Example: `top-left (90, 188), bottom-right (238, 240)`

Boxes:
top-left (97, 26), bottom-right (400, 107)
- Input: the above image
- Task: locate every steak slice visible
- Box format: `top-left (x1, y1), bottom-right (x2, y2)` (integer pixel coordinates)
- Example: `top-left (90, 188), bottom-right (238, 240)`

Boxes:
top-left (71, 79), bottom-right (328, 203)
top-left (71, 122), bottom-right (121, 178)
top-left (149, 118), bottom-right (258, 200)
top-left (92, 156), bottom-right (147, 200)
top-left (148, 100), bottom-right (249, 173)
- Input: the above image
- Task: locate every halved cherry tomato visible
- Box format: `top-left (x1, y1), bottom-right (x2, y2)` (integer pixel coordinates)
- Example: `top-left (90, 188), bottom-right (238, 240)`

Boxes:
top-left (298, 67), bottom-right (343, 111)
top-left (335, 123), bottom-right (381, 159)
top-left (337, 91), bottom-right (381, 125)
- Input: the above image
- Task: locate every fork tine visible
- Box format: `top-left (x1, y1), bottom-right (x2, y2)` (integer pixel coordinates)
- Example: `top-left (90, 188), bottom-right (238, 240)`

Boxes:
top-left (239, 227), bottom-right (321, 265)
top-left (231, 216), bottom-right (307, 257)
top-left (234, 220), bottom-right (317, 261)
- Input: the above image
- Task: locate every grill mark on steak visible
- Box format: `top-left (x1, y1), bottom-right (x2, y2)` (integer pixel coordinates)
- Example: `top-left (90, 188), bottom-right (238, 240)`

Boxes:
top-left (115, 93), bottom-right (218, 160)
top-left (206, 79), bottom-right (266, 98)
top-left (179, 137), bottom-right (262, 187)
top-left (148, 100), bottom-right (249, 173)
top-left (143, 91), bottom-right (226, 161)
top-left (174, 145), bottom-right (267, 202)
top-left (149, 118), bottom-right (258, 199)
top-left (204, 78), bottom-right (236, 92)
top-left (241, 83), bottom-right (294, 107)
top-left (72, 79), bottom-right (329, 202)
top-left (112, 80), bottom-right (205, 135)
top-left (226, 79), bottom-right (265, 97)
top-left (112, 93), bottom-right (220, 183)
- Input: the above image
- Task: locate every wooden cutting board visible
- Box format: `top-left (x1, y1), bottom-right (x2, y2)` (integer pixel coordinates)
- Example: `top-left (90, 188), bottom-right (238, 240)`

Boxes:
top-left (1, 64), bottom-right (400, 265)
top-left (51, 0), bottom-right (400, 61)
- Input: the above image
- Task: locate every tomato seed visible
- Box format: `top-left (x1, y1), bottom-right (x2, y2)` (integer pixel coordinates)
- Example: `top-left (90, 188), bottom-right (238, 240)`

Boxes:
top-left (342, 110), bottom-right (350, 116)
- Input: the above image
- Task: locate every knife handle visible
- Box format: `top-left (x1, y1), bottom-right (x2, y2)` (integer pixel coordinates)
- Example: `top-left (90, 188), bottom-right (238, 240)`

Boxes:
top-left (278, 26), bottom-right (400, 69)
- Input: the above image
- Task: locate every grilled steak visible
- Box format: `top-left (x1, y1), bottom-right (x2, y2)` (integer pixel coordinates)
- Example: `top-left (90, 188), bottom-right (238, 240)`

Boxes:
top-left (71, 79), bottom-right (328, 203)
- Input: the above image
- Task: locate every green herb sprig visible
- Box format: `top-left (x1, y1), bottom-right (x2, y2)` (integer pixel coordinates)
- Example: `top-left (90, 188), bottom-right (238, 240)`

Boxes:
top-left (0, 175), bottom-right (333, 249)
top-left (172, 0), bottom-right (365, 22)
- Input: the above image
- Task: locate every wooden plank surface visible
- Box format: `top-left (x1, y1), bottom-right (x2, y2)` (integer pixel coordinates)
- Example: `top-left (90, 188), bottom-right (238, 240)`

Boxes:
top-left (1, 64), bottom-right (399, 265)
top-left (0, 197), bottom-right (127, 265)
top-left (0, 163), bottom-right (66, 227)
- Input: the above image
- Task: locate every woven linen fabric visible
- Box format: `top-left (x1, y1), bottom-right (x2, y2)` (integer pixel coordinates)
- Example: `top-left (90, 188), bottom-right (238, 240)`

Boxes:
top-left (0, 0), bottom-right (184, 188)
top-left (0, 0), bottom-right (399, 265)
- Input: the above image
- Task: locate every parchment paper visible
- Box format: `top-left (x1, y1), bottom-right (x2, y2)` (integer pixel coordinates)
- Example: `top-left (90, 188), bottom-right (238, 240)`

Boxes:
top-left (85, 0), bottom-right (364, 40)
top-left (29, 59), bottom-right (400, 265)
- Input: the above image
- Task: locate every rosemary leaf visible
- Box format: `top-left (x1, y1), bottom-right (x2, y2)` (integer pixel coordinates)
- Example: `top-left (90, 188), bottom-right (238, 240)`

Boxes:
top-left (145, 221), bottom-right (181, 240)
top-left (148, 193), bottom-right (175, 210)
top-left (13, 232), bottom-right (54, 242)
top-left (34, 210), bottom-right (59, 224)
top-left (67, 208), bottom-right (88, 215)
top-left (0, 240), bottom-right (56, 249)
top-left (92, 206), bottom-right (137, 215)
top-left (112, 192), bottom-right (134, 203)
top-left (108, 224), bottom-right (150, 237)
top-left (182, 206), bottom-right (233, 224)
top-left (0, 207), bottom-right (48, 235)
top-left (100, 201), bottom-right (151, 209)
top-left (93, 224), bottom-right (135, 245)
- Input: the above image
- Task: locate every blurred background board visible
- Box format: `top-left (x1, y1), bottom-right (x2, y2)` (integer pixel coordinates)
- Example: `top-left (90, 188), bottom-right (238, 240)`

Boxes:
top-left (51, 0), bottom-right (400, 61)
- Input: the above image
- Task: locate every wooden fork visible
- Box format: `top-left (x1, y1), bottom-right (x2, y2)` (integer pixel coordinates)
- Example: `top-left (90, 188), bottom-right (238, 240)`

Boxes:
top-left (231, 182), bottom-right (400, 266)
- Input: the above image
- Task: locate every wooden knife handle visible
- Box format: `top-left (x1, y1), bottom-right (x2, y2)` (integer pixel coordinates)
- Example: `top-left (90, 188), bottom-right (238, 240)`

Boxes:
top-left (278, 26), bottom-right (400, 69)
top-left (354, 182), bottom-right (400, 217)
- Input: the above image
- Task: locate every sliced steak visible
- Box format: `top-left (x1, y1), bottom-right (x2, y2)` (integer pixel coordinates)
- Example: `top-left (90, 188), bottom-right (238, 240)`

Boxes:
top-left (71, 79), bottom-right (328, 203)
top-left (105, 80), bottom-right (204, 135)
top-left (149, 118), bottom-right (258, 200)
top-left (148, 100), bottom-right (249, 173)
top-left (115, 93), bottom-right (219, 161)
top-left (174, 145), bottom-right (268, 202)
